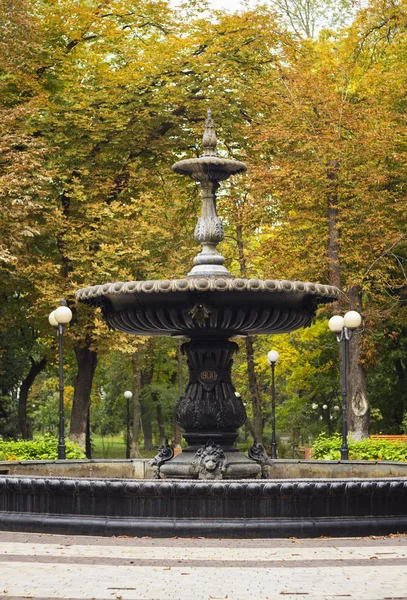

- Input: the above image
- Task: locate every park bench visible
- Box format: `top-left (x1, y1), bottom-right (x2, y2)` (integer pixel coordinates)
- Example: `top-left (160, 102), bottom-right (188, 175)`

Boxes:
top-left (369, 435), bottom-right (407, 443)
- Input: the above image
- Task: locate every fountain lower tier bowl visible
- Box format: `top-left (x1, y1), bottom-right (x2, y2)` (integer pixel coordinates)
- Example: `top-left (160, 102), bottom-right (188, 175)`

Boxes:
top-left (76, 277), bottom-right (339, 337)
top-left (1, 475), bottom-right (407, 538)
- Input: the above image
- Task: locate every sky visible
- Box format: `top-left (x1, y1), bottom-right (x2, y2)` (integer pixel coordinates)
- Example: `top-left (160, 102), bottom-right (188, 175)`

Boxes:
top-left (170, 0), bottom-right (257, 12)
top-left (208, 0), bottom-right (247, 8)
top-left (208, 0), bottom-right (259, 10)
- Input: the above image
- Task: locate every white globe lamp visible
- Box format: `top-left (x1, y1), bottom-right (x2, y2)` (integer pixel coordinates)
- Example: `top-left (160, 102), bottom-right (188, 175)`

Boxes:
top-left (48, 311), bottom-right (58, 327)
top-left (54, 305), bottom-right (73, 325)
top-left (344, 310), bottom-right (362, 330)
top-left (267, 350), bottom-right (279, 365)
top-left (328, 315), bottom-right (344, 333)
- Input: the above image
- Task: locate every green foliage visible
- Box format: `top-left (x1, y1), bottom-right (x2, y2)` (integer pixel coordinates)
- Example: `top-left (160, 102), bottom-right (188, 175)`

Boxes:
top-left (233, 319), bottom-right (341, 446)
top-left (92, 341), bottom-right (180, 446)
top-left (367, 326), bottom-right (407, 433)
top-left (312, 433), bottom-right (407, 462)
top-left (0, 435), bottom-right (85, 461)
top-left (140, 383), bottom-right (179, 441)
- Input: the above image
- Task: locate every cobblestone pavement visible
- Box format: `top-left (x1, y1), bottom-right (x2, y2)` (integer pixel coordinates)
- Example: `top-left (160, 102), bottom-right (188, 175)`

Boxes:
top-left (0, 531), bottom-right (406, 600)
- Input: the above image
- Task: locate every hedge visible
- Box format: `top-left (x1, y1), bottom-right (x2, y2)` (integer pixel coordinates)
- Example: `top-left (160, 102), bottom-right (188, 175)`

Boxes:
top-left (0, 435), bottom-right (86, 461)
top-left (312, 433), bottom-right (407, 462)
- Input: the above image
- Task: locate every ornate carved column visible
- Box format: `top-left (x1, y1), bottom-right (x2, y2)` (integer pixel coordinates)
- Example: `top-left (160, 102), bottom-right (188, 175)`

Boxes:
top-left (176, 339), bottom-right (246, 447)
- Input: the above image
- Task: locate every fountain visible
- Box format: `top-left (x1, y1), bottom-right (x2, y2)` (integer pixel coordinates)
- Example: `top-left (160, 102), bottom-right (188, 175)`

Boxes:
top-left (76, 110), bottom-right (339, 480)
top-left (1, 113), bottom-right (406, 538)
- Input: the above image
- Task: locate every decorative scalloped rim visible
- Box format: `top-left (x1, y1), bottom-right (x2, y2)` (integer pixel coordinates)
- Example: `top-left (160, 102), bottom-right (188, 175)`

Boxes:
top-left (1, 476), bottom-right (406, 498)
top-left (76, 277), bottom-right (340, 302)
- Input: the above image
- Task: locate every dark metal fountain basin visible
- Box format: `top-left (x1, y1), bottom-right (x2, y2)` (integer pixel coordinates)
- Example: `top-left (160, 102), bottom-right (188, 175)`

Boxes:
top-left (1, 475), bottom-right (406, 538)
top-left (76, 277), bottom-right (339, 337)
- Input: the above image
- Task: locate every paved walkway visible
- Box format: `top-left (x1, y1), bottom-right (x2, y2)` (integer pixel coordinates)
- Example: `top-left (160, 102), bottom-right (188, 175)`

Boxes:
top-left (0, 531), bottom-right (406, 600)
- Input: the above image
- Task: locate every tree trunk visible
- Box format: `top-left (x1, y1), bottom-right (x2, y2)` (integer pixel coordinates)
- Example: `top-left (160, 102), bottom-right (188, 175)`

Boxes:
top-left (394, 357), bottom-right (406, 429)
top-left (130, 354), bottom-right (142, 458)
top-left (236, 221), bottom-right (264, 443)
top-left (245, 335), bottom-right (264, 443)
top-left (326, 162), bottom-right (368, 438)
top-left (347, 286), bottom-right (369, 439)
top-left (245, 415), bottom-right (256, 439)
top-left (70, 343), bottom-right (97, 448)
top-left (140, 394), bottom-right (154, 451)
top-left (155, 396), bottom-right (166, 446)
top-left (140, 360), bottom-right (154, 451)
top-left (18, 356), bottom-right (47, 439)
top-left (327, 160), bottom-right (341, 290)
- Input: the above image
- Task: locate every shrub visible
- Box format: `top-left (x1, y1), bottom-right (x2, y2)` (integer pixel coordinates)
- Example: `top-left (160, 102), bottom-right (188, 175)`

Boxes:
top-left (312, 433), bottom-right (407, 462)
top-left (0, 435), bottom-right (85, 461)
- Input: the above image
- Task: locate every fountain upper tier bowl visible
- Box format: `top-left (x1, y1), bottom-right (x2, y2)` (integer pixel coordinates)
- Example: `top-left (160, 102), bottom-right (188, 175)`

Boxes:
top-left (76, 276), bottom-right (339, 338)
top-left (76, 111), bottom-right (339, 337)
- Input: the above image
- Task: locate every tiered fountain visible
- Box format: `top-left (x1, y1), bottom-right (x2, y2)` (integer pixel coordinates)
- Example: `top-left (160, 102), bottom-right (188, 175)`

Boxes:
top-left (76, 110), bottom-right (339, 480)
top-left (1, 112), bottom-right (406, 538)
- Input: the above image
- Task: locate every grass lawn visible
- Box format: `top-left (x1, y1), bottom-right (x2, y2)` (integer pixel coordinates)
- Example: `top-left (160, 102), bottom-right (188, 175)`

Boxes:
top-left (91, 434), bottom-right (157, 459)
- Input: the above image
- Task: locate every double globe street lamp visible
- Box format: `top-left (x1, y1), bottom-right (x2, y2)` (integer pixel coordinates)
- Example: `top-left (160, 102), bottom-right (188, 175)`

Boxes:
top-left (312, 400), bottom-right (340, 435)
top-left (48, 300), bottom-right (73, 460)
top-left (328, 310), bottom-right (362, 460)
top-left (267, 350), bottom-right (279, 459)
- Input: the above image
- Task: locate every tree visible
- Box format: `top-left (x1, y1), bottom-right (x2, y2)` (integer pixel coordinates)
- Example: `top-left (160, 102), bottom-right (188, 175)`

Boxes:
top-left (28, 0), bottom-right (290, 447)
top-left (235, 2), bottom-right (407, 438)
top-left (0, 0), bottom-right (57, 437)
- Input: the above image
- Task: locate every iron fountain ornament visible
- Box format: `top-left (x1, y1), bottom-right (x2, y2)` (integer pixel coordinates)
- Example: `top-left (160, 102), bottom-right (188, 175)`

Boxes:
top-left (76, 110), bottom-right (340, 479)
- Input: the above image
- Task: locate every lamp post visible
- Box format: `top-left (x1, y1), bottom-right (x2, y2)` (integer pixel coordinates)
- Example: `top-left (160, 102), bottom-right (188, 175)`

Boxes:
top-left (267, 350), bottom-right (279, 459)
top-left (124, 390), bottom-right (132, 459)
top-left (48, 299), bottom-right (73, 460)
top-left (328, 310), bottom-right (362, 460)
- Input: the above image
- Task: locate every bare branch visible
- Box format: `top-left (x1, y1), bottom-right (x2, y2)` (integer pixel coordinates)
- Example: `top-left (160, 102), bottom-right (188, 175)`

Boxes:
top-left (363, 234), bottom-right (406, 279)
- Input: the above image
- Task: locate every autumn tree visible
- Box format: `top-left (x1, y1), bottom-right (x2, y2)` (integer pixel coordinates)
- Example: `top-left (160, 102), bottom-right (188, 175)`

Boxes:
top-left (29, 0), bottom-right (290, 447)
top-left (0, 0), bottom-right (60, 436)
top-left (239, 0), bottom-right (407, 438)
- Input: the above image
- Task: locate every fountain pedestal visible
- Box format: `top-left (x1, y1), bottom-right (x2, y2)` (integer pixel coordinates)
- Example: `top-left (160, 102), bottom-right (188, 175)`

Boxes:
top-left (161, 338), bottom-right (261, 479)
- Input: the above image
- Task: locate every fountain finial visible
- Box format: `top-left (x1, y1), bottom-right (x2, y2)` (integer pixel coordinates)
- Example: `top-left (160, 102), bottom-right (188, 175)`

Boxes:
top-left (171, 111), bottom-right (247, 277)
top-left (202, 109), bottom-right (217, 157)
